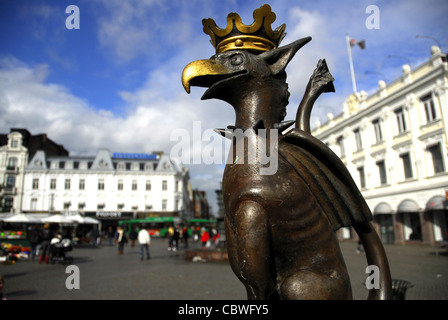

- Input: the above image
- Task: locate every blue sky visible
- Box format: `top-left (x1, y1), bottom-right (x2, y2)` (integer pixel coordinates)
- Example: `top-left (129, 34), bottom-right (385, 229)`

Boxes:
top-left (1, 0), bottom-right (447, 213)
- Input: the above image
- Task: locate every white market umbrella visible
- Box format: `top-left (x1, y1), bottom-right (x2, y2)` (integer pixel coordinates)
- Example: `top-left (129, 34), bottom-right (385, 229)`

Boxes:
top-left (41, 214), bottom-right (75, 224)
top-left (82, 216), bottom-right (100, 224)
top-left (2, 213), bottom-right (41, 223)
top-left (65, 213), bottom-right (85, 224)
top-left (0, 213), bottom-right (13, 221)
top-left (64, 213), bottom-right (100, 224)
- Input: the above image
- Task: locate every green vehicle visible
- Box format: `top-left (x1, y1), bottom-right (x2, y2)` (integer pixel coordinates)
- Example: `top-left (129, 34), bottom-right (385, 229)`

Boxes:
top-left (118, 217), bottom-right (218, 238)
top-left (118, 217), bottom-right (180, 237)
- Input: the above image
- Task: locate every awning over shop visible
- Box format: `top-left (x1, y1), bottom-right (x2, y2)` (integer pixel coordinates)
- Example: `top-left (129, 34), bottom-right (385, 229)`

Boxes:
top-left (41, 214), bottom-right (76, 224)
top-left (1, 213), bottom-right (41, 223)
top-left (373, 202), bottom-right (394, 215)
top-left (397, 199), bottom-right (420, 213)
top-left (425, 195), bottom-right (447, 210)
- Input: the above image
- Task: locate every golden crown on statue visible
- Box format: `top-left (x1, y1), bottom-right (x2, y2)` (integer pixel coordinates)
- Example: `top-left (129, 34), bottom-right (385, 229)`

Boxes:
top-left (202, 4), bottom-right (286, 54)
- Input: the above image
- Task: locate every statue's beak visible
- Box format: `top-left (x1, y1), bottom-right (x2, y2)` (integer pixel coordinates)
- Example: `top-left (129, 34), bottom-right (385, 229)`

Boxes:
top-left (182, 59), bottom-right (240, 94)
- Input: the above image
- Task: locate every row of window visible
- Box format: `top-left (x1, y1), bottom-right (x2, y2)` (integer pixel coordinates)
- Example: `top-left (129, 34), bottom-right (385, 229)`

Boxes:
top-left (337, 94), bottom-right (439, 156)
top-left (31, 178), bottom-right (180, 192)
top-left (47, 160), bottom-right (157, 171)
top-left (4, 158), bottom-right (158, 171)
top-left (30, 198), bottom-right (179, 211)
top-left (356, 143), bottom-right (445, 189)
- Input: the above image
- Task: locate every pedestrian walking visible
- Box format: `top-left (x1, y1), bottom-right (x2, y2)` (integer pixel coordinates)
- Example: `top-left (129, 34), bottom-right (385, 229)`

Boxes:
top-left (27, 226), bottom-right (40, 260)
top-left (173, 225), bottom-right (180, 251)
top-left (167, 225), bottom-right (174, 251)
top-left (129, 228), bottom-right (138, 247)
top-left (91, 226), bottom-right (100, 246)
top-left (201, 228), bottom-right (210, 247)
top-left (356, 239), bottom-right (364, 254)
top-left (116, 227), bottom-right (127, 255)
top-left (138, 225), bottom-right (151, 261)
top-left (107, 226), bottom-right (115, 246)
top-left (39, 224), bottom-right (53, 264)
top-left (182, 226), bottom-right (189, 248)
top-left (212, 229), bottom-right (220, 248)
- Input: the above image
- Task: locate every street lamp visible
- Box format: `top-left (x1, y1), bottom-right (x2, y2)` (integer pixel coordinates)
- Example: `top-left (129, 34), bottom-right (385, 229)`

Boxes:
top-left (416, 34), bottom-right (441, 48)
top-left (388, 55), bottom-right (412, 68)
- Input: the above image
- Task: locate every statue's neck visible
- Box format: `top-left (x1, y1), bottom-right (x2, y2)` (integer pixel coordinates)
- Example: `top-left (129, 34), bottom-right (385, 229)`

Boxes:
top-left (232, 87), bottom-right (286, 131)
top-left (224, 86), bottom-right (286, 169)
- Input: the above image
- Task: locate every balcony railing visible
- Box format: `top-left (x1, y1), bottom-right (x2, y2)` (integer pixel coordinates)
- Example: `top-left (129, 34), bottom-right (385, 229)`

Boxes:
top-left (5, 166), bottom-right (19, 173)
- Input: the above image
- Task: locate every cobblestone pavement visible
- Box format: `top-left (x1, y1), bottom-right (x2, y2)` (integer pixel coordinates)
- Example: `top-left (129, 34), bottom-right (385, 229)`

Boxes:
top-left (1, 238), bottom-right (447, 300)
top-left (343, 242), bottom-right (448, 300)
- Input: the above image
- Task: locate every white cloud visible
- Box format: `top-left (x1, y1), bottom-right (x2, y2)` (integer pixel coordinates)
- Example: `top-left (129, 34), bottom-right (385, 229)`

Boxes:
top-left (269, 5), bottom-right (346, 126)
top-left (94, 0), bottom-right (208, 63)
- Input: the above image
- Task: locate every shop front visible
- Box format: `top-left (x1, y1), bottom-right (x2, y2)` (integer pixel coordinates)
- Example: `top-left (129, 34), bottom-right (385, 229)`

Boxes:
top-left (373, 202), bottom-right (396, 245)
top-left (84, 211), bottom-right (136, 232)
top-left (425, 195), bottom-right (448, 244)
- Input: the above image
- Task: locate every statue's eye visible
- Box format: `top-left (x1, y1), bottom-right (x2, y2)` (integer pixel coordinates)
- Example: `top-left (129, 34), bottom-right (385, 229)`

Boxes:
top-left (229, 54), bottom-right (244, 66)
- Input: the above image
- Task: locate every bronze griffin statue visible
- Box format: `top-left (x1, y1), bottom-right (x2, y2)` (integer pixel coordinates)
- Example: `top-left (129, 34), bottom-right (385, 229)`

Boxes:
top-left (182, 4), bottom-right (391, 300)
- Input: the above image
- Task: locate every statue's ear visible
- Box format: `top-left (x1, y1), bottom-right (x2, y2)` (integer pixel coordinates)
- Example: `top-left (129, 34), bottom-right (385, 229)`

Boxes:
top-left (259, 36), bottom-right (311, 75)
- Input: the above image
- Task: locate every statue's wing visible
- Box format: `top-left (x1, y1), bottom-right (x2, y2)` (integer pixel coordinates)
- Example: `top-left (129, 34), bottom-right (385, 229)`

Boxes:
top-left (278, 128), bottom-right (372, 231)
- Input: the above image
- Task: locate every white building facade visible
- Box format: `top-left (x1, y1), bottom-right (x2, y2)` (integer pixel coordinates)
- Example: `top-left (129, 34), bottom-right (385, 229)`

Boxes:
top-left (21, 149), bottom-right (192, 228)
top-left (0, 131), bottom-right (28, 213)
top-left (1, 129), bottom-right (69, 214)
top-left (312, 46), bottom-right (448, 245)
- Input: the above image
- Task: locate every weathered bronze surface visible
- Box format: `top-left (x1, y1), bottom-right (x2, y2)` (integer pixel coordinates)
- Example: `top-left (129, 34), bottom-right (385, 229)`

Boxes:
top-left (182, 4), bottom-right (391, 300)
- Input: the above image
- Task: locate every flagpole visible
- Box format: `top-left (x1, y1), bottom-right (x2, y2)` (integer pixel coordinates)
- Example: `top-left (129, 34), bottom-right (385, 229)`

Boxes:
top-left (346, 33), bottom-right (357, 93)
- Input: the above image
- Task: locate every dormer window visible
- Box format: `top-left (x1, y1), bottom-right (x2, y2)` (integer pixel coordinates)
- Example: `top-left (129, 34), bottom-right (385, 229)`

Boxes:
top-left (98, 159), bottom-right (108, 168)
top-left (8, 132), bottom-right (22, 149)
top-left (34, 159), bottom-right (43, 167)
top-left (131, 162), bottom-right (139, 171)
top-left (79, 162), bottom-right (88, 169)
